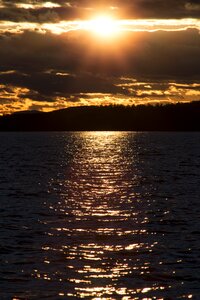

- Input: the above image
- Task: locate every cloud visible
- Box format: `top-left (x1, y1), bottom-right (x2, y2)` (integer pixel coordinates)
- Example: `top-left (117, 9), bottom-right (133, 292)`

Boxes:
top-left (118, 0), bottom-right (200, 19)
top-left (0, 70), bottom-right (124, 97)
top-left (0, 28), bottom-right (200, 78)
top-left (185, 2), bottom-right (200, 12)
top-left (0, 26), bottom-right (200, 113)
top-left (0, 0), bottom-right (200, 22)
top-left (1, 1), bottom-right (200, 115)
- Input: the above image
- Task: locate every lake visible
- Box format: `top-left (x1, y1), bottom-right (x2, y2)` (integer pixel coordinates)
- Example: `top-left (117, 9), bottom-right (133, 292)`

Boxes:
top-left (0, 132), bottom-right (200, 299)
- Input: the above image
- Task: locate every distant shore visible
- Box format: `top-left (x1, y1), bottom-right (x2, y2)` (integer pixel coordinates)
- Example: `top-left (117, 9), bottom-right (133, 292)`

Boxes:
top-left (0, 101), bottom-right (199, 131)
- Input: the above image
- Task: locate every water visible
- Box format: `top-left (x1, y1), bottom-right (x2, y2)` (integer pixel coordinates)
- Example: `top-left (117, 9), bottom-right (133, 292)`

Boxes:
top-left (0, 132), bottom-right (200, 300)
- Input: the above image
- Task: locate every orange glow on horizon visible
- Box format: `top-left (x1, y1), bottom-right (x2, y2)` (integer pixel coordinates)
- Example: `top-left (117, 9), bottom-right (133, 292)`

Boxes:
top-left (0, 18), bottom-right (200, 36)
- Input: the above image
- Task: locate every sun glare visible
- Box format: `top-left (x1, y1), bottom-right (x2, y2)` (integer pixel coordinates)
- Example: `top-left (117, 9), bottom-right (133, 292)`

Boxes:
top-left (84, 15), bottom-right (119, 37)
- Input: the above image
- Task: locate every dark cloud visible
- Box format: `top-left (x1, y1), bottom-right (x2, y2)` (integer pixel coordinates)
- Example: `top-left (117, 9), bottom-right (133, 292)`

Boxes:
top-left (0, 29), bottom-right (199, 78)
top-left (0, 71), bottom-right (123, 99)
top-left (0, 6), bottom-right (76, 23)
top-left (118, 0), bottom-right (200, 19)
top-left (0, 27), bottom-right (199, 108)
top-left (0, 0), bottom-right (200, 22)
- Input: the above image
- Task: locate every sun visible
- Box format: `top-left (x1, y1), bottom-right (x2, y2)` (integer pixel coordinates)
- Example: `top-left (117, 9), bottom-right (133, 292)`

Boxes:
top-left (84, 15), bottom-right (119, 38)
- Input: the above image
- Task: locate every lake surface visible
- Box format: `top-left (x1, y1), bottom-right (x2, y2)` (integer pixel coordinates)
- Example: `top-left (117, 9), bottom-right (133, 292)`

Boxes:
top-left (0, 132), bottom-right (200, 300)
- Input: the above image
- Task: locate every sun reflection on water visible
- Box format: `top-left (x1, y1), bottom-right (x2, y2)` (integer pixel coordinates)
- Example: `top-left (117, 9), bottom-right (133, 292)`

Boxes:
top-left (36, 132), bottom-right (184, 299)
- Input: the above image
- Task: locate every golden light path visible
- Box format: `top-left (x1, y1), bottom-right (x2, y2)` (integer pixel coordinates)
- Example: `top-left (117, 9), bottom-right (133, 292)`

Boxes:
top-left (32, 132), bottom-right (194, 299)
top-left (39, 132), bottom-right (165, 299)
top-left (0, 18), bottom-right (200, 35)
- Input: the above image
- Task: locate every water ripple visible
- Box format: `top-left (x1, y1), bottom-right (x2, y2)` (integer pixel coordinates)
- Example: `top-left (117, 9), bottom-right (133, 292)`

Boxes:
top-left (0, 132), bottom-right (200, 299)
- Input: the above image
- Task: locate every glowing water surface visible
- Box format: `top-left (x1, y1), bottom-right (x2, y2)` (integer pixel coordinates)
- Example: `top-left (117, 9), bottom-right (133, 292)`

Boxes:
top-left (0, 132), bottom-right (200, 299)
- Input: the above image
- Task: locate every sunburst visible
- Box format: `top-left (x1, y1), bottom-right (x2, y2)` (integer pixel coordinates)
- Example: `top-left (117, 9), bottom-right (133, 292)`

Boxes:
top-left (83, 15), bottom-right (119, 38)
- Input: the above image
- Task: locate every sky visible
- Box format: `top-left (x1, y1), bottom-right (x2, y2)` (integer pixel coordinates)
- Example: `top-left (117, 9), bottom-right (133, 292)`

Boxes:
top-left (0, 0), bottom-right (200, 114)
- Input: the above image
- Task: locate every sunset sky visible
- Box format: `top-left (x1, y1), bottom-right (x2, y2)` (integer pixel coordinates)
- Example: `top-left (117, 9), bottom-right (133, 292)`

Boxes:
top-left (0, 0), bottom-right (200, 114)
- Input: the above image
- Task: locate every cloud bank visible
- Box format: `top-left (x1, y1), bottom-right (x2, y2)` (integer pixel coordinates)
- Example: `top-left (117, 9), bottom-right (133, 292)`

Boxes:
top-left (0, 0), bottom-right (199, 113)
top-left (0, 0), bottom-right (200, 22)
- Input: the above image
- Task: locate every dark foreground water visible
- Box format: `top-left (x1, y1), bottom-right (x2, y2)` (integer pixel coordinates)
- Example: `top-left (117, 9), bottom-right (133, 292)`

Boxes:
top-left (0, 132), bottom-right (200, 300)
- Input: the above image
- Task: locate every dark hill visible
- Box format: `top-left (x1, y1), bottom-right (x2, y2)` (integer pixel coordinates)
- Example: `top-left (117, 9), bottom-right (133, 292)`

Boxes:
top-left (0, 102), bottom-right (199, 131)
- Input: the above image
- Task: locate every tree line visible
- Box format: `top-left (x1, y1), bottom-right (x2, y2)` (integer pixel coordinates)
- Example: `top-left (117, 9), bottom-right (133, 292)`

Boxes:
top-left (0, 101), bottom-right (199, 131)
